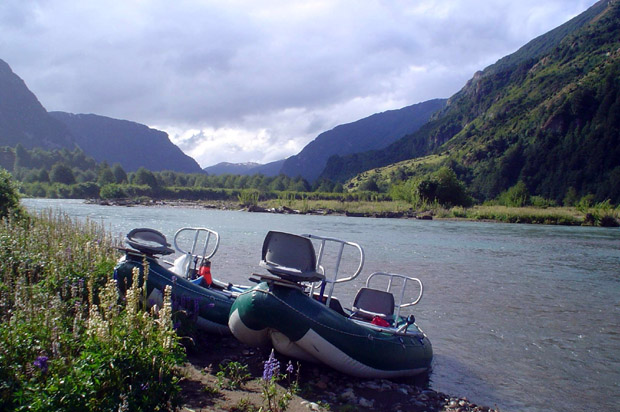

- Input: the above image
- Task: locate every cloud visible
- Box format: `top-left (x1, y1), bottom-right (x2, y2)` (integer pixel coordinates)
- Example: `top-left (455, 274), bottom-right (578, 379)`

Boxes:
top-left (0, 0), bottom-right (597, 167)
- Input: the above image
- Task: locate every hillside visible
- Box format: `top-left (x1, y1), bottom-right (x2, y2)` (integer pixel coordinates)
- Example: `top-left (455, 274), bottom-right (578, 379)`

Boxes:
top-left (323, 0), bottom-right (619, 203)
top-left (49, 112), bottom-right (203, 173)
top-left (0, 59), bottom-right (75, 150)
top-left (280, 99), bottom-right (446, 182)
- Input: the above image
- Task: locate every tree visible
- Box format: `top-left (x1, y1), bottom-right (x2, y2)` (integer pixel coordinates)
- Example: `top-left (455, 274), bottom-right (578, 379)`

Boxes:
top-left (13, 144), bottom-right (31, 170)
top-left (0, 169), bottom-right (23, 219)
top-left (132, 167), bottom-right (158, 188)
top-left (97, 166), bottom-right (116, 186)
top-left (111, 164), bottom-right (128, 184)
top-left (498, 181), bottom-right (530, 207)
top-left (49, 163), bottom-right (76, 185)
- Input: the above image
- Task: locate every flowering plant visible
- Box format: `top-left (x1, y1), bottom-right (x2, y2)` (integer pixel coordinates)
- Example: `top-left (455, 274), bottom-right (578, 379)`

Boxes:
top-left (260, 349), bottom-right (299, 412)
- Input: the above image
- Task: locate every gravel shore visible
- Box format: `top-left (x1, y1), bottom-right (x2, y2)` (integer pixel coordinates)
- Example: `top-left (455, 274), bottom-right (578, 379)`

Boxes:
top-left (178, 333), bottom-right (499, 412)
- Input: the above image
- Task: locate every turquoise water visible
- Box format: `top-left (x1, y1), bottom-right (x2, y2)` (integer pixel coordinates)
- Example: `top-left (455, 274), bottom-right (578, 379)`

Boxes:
top-left (22, 199), bottom-right (620, 412)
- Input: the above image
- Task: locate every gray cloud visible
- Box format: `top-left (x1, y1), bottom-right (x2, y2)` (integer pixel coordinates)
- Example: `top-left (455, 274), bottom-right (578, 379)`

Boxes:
top-left (0, 0), bottom-right (597, 167)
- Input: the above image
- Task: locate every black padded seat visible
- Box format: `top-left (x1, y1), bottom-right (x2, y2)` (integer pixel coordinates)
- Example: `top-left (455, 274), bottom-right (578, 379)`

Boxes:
top-left (125, 228), bottom-right (175, 256)
top-left (352, 287), bottom-right (395, 320)
top-left (260, 231), bottom-right (324, 282)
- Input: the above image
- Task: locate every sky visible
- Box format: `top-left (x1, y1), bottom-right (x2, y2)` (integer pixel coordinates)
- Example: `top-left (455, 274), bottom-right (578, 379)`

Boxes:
top-left (1, 0), bottom-right (598, 168)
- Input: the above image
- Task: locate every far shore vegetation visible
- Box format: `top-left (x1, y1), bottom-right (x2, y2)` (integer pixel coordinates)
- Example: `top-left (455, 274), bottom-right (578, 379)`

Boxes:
top-left (2, 144), bottom-right (619, 227)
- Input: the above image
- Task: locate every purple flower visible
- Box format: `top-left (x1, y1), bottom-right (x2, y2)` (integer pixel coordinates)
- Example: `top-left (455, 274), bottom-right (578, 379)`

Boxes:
top-left (141, 382), bottom-right (150, 391)
top-left (33, 356), bottom-right (48, 374)
top-left (286, 360), bottom-right (294, 375)
top-left (262, 349), bottom-right (280, 381)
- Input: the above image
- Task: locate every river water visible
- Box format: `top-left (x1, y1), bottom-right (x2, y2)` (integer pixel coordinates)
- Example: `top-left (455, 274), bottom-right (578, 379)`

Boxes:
top-left (21, 198), bottom-right (620, 412)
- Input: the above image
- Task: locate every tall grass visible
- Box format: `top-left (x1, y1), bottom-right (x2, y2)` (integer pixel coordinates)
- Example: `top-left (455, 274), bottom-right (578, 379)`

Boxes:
top-left (442, 205), bottom-right (583, 225)
top-left (0, 211), bottom-right (185, 411)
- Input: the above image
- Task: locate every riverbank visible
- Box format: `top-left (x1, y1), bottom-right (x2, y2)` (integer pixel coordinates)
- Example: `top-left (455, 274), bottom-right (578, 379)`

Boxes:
top-left (87, 198), bottom-right (620, 227)
top-left (178, 332), bottom-right (499, 412)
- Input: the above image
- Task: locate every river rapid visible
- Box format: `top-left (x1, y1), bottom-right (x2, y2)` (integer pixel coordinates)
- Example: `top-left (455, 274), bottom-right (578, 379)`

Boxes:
top-left (21, 198), bottom-right (620, 412)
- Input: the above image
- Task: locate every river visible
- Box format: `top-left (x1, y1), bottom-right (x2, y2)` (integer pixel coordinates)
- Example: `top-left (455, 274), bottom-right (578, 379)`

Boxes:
top-left (21, 198), bottom-right (620, 412)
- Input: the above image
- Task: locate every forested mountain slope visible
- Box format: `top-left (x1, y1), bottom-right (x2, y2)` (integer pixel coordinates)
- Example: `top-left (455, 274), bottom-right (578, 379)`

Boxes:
top-left (281, 99), bottom-right (446, 182)
top-left (323, 0), bottom-right (619, 203)
top-left (0, 59), bottom-right (75, 150)
top-left (49, 112), bottom-right (203, 173)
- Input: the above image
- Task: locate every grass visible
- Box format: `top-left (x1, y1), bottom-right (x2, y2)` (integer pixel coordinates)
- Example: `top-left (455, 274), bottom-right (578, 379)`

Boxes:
top-left (441, 205), bottom-right (584, 225)
top-left (259, 198), bottom-right (620, 227)
top-left (261, 198), bottom-right (415, 215)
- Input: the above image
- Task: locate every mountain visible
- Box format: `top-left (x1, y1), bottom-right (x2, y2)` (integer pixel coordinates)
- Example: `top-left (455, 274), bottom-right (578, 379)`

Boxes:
top-left (280, 99), bottom-right (447, 182)
top-left (204, 159), bottom-right (286, 177)
top-left (204, 162), bottom-right (262, 175)
top-left (49, 112), bottom-right (203, 173)
top-left (322, 0), bottom-right (619, 203)
top-left (0, 59), bottom-right (75, 150)
top-left (247, 159), bottom-right (286, 176)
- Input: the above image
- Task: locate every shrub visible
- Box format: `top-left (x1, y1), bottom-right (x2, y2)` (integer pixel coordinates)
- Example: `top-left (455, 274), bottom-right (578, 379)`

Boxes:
top-left (0, 168), bottom-right (23, 219)
top-left (100, 183), bottom-right (128, 199)
top-left (497, 181), bottom-right (530, 207)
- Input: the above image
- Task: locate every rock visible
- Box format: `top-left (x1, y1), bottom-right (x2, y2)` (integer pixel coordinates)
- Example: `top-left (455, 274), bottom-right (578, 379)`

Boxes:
top-left (308, 402), bottom-right (321, 411)
top-left (358, 397), bottom-right (374, 408)
top-left (358, 381), bottom-right (381, 390)
top-left (340, 388), bottom-right (356, 402)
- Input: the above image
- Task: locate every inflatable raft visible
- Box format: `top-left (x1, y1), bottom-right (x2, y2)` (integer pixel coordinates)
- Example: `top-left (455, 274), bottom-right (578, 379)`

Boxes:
top-left (114, 227), bottom-right (246, 334)
top-left (229, 231), bottom-right (432, 378)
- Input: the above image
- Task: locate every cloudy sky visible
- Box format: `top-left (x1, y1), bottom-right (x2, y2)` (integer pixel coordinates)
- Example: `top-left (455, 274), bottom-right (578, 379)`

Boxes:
top-left (1, 0), bottom-right (598, 168)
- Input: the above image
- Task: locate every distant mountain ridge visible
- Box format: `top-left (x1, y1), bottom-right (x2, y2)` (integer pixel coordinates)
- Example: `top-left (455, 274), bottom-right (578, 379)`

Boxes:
top-left (204, 159), bottom-right (285, 176)
top-left (322, 0), bottom-right (619, 203)
top-left (50, 112), bottom-right (202, 173)
top-left (0, 59), bottom-right (74, 150)
top-left (0, 58), bottom-right (203, 174)
top-left (280, 99), bottom-right (446, 181)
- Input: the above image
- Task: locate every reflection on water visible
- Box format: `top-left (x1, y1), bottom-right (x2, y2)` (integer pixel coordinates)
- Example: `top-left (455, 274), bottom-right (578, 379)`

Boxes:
top-left (22, 199), bottom-right (620, 412)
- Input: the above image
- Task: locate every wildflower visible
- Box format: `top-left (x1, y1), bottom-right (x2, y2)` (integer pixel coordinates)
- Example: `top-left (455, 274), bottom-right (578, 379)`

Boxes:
top-left (262, 349), bottom-right (280, 382)
top-left (33, 356), bottom-right (48, 374)
top-left (286, 360), bottom-right (294, 375)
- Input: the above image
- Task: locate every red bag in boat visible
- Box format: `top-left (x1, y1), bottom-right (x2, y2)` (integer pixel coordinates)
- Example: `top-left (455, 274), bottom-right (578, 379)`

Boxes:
top-left (199, 261), bottom-right (212, 286)
top-left (371, 316), bottom-right (390, 327)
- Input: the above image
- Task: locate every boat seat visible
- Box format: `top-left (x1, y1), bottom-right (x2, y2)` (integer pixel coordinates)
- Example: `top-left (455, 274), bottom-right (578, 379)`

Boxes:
top-left (260, 231), bottom-right (325, 283)
top-left (352, 287), bottom-right (395, 320)
top-left (125, 228), bottom-right (175, 256)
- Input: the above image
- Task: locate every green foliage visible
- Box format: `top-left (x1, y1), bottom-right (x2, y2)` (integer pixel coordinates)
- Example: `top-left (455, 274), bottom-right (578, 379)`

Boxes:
top-left (131, 167), bottom-right (158, 188)
top-left (111, 163), bottom-right (128, 184)
top-left (49, 162), bottom-right (76, 185)
top-left (497, 181), bottom-right (531, 207)
top-left (578, 198), bottom-right (620, 227)
top-left (215, 361), bottom-right (251, 389)
top-left (230, 398), bottom-right (260, 412)
top-left (238, 189), bottom-right (260, 206)
top-left (0, 211), bottom-right (185, 411)
top-left (0, 169), bottom-right (23, 219)
top-left (100, 183), bottom-right (129, 199)
top-left (389, 167), bottom-right (472, 207)
top-left (97, 166), bottom-right (116, 186)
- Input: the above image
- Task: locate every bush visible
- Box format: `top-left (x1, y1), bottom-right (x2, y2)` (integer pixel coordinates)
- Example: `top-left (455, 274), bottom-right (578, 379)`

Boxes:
top-left (497, 181), bottom-right (530, 207)
top-left (0, 168), bottom-right (23, 219)
top-left (100, 183), bottom-right (128, 199)
top-left (389, 167), bottom-right (472, 208)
